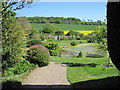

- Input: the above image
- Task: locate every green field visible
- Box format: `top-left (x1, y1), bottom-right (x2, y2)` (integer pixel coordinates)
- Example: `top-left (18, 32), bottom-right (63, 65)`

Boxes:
top-left (50, 56), bottom-right (119, 83)
top-left (31, 23), bottom-right (100, 31)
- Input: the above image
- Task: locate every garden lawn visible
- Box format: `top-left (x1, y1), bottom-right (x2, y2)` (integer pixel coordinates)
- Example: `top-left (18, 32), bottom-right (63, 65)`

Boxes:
top-left (63, 43), bottom-right (99, 57)
top-left (49, 40), bottom-right (87, 47)
top-left (50, 56), bottom-right (119, 83)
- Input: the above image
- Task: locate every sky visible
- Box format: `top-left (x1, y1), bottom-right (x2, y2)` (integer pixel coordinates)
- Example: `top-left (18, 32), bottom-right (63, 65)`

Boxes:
top-left (15, 0), bottom-right (107, 22)
top-left (39, 0), bottom-right (107, 2)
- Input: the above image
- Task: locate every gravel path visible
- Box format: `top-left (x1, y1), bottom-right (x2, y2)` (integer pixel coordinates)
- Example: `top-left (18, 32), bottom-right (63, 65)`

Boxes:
top-left (22, 62), bottom-right (73, 88)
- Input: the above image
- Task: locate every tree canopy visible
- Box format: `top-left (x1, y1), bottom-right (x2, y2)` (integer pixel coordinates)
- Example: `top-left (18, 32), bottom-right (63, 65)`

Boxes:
top-left (2, 1), bottom-right (33, 69)
top-left (27, 17), bottom-right (106, 25)
top-left (66, 30), bottom-right (83, 37)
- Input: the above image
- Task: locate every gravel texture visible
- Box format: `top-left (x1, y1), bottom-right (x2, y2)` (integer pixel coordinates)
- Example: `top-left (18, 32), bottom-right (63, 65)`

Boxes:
top-left (22, 62), bottom-right (73, 88)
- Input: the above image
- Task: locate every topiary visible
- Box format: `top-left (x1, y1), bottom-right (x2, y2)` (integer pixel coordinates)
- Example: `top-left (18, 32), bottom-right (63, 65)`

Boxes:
top-left (77, 51), bottom-right (83, 58)
top-left (27, 45), bottom-right (50, 67)
top-left (70, 41), bottom-right (79, 46)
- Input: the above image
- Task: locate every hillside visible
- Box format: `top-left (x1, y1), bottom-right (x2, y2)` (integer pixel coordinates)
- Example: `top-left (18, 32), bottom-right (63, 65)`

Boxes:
top-left (31, 23), bottom-right (101, 31)
top-left (28, 16), bottom-right (107, 34)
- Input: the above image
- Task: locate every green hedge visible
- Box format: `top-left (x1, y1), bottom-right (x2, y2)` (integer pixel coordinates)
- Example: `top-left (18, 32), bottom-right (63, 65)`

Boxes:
top-left (86, 54), bottom-right (104, 58)
top-left (79, 40), bottom-right (88, 43)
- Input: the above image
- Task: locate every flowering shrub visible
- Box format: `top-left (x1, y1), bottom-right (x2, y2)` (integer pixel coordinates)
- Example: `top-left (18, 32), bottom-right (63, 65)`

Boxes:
top-left (27, 45), bottom-right (50, 67)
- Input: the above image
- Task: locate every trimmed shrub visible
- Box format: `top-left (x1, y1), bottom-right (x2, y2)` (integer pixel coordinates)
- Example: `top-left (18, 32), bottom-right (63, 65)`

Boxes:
top-left (70, 41), bottom-right (79, 46)
top-left (77, 51), bottom-right (83, 58)
top-left (27, 45), bottom-right (50, 67)
top-left (86, 54), bottom-right (104, 58)
top-left (79, 40), bottom-right (88, 43)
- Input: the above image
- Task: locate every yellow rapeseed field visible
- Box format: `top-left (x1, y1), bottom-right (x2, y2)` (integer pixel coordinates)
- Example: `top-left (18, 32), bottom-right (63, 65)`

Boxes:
top-left (64, 31), bottom-right (69, 34)
top-left (64, 30), bottom-right (94, 35)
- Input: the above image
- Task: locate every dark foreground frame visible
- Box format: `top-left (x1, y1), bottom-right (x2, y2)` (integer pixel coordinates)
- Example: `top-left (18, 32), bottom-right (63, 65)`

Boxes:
top-left (107, 1), bottom-right (120, 71)
top-left (1, 1), bottom-right (120, 90)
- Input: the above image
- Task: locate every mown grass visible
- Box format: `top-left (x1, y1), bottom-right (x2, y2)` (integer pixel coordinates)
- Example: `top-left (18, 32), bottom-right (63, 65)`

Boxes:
top-left (50, 56), bottom-right (119, 83)
top-left (63, 43), bottom-right (99, 57)
top-left (31, 23), bottom-right (100, 31)
top-left (49, 40), bottom-right (87, 47)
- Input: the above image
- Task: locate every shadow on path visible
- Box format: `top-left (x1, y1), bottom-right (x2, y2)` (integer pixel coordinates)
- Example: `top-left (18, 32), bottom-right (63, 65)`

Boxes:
top-left (72, 76), bottom-right (120, 88)
top-left (2, 76), bottom-right (120, 89)
top-left (2, 81), bottom-right (74, 90)
top-left (62, 62), bottom-right (97, 67)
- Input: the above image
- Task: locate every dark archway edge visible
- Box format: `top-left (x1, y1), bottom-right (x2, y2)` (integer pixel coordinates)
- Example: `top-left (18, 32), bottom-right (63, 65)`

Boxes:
top-left (107, 2), bottom-right (120, 70)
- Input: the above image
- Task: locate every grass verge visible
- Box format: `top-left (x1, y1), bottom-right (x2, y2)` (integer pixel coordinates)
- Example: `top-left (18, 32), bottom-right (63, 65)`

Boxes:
top-left (50, 56), bottom-right (119, 83)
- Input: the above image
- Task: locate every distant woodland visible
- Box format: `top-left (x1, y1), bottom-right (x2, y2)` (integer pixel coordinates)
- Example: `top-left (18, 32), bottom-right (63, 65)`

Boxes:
top-left (27, 17), bottom-right (106, 25)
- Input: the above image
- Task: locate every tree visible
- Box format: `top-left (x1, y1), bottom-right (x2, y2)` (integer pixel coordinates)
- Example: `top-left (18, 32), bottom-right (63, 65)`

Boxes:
top-left (66, 30), bottom-right (75, 36)
top-left (66, 30), bottom-right (83, 40)
top-left (97, 20), bottom-right (102, 25)
top-left (42, 23), bottom-right (55, 34)
top-left (2, 1), bottom-right (32, 69)
top-left (2, 18), bottom-right (30, 69)
top-left (28, 25), bottom-right (42, 47)
top-left (27, 17), bottom-right (82, 24)
top-left (95, 26), bottom-right (107, 55)
top-left (29, 25), bottom-right (40, 40)
top-left (55, 31), bottom-right (64, 40)
top-left (55, 31), bottom-right (64, 36)
top-left (42, 23), bottom-right (61, 35)
top-left (87, 32), bottom-right (97, 43)
top-left (77, 51), bottom-right (83, 58)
